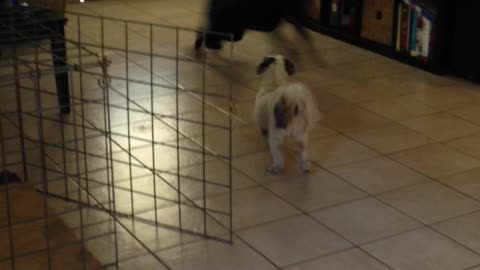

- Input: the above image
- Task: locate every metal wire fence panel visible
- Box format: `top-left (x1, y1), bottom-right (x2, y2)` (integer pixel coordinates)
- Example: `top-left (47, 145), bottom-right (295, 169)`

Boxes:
top-left (1, 8), bottom-right (234, 270)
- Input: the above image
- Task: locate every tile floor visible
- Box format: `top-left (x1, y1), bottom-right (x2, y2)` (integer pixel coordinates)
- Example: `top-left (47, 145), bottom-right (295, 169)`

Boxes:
top-left (2, 0), bottom-right (480, 269)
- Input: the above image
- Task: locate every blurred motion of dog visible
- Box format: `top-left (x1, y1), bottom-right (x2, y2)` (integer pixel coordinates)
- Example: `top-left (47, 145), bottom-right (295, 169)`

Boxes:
top-left (194, 0), bottom-right (320, 63)
top-left (254, 55), bottom-right (320, 174)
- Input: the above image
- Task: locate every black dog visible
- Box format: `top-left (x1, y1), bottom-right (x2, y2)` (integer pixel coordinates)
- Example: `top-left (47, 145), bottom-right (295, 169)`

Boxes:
top-left (194, 0), bottom-right (310, 51)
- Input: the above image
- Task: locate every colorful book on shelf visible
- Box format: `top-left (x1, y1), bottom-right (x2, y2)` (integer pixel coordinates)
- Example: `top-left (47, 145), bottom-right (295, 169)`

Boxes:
top-left (421, 14), bottom-right (432, 59)
top-left (402, 0), bottom-right (437, 60)
top-left (420, 6), bottom-right (436, 60)
top-left (405, 0), bottom-right (437, 21)
top-left (330, 0), bottom-right (340, 27)
top-left (410, 5), bottom-right (420, 57)
top-left (398, 2), bottom-right (411, 52)
top-left (416, 12), bottom-right (424, 58)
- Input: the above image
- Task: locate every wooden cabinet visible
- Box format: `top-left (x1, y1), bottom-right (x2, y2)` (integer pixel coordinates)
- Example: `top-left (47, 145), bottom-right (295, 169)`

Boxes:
top-left (306, 0), bottom-right (322, 21)
top-left (361, 0), bottom-right (395, 46)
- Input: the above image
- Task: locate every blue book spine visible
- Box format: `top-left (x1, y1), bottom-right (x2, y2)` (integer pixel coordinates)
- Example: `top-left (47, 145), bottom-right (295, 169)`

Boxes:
top-left (410, 7), bottom-right (418, 56)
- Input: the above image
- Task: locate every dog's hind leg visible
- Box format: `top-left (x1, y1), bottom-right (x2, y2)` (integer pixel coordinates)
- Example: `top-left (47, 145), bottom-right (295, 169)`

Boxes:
top-left (296, 133), bottom-right (310, 174)
top-left (267, 131), bottom-right (286, 174)
top-left (193, 33), bottom-right (207, 60)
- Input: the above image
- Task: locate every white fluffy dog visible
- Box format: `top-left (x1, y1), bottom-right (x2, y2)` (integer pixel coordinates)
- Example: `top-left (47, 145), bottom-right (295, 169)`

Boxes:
top-left (254, 55), bottom-right (320, 174)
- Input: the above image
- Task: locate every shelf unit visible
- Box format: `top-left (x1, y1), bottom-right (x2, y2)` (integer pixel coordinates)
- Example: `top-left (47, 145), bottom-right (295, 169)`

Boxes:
top-left (301, 0), bottom-right (454, 74)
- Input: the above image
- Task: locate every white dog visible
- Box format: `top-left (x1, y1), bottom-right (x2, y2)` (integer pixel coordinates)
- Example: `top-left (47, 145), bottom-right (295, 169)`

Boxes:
top-left (254, 55), bottom-right (320, 174)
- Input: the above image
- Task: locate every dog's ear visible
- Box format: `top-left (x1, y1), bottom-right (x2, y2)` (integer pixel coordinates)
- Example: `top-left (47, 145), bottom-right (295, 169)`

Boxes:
top-left (284, 58), bottom-right (295, 76)
top-left (256, 57), bottom-right (276, 75)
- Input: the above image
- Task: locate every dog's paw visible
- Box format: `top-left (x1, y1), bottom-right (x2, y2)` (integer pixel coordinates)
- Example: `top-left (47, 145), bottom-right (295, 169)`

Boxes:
top-left (267, 165), bottom-right (282, 175)
top-left (300, 162), bottom-right (311, 174)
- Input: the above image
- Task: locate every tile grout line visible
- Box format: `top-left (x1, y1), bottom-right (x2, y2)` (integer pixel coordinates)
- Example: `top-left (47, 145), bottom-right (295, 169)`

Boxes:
top-left (314, 68), bottom-right (480, 151)
top-left (312, 123), bottom-right (480, 261)
top-left (280, 246), bottom-right (358, 269)
top-left (46, 4), bottom-right (480, 268)
top-left (312, 155), bottom-right (480, 266)
top-left (465, 263), bottom-right (480, 270)
top-left (395, 117), bottom-right (480, 146)
top-left (325, 119), bottom-right (480, 199)
top-left (224, 161), bottom-right (396, 269)
top-left (312, 103), bottom-right (480, 202)
top-left (429, 209), bottom-right (480, 227)
top-left (63, 122), bottom-right (480, 269)
top-left (79, 67), bottom-right (480, 269)
top-left (228, 232), bottom-right (284, 270)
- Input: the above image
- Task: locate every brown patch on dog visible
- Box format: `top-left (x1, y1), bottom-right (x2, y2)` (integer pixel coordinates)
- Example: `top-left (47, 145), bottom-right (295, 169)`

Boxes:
top-left (274, 96), bottom-right (299, 130)
top-left (284, 58), bottom-right (295, 75)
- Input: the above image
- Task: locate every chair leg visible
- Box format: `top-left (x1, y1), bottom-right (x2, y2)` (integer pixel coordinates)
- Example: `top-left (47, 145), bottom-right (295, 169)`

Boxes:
top-left (51, 22), bottom-right (70, 114)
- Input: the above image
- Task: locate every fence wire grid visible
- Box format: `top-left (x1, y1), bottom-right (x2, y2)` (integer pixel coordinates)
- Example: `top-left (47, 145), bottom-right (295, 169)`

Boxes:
top-left (0, 8), bottom-right (235, 270)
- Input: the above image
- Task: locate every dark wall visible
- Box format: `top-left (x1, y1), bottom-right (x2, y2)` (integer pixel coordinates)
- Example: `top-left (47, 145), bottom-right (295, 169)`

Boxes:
top-left (451, 1), bottom-right (480, 82)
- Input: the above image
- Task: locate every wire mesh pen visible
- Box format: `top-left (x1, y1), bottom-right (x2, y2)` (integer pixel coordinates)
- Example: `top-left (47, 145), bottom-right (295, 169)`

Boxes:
top-left (0, 8), bottom-right (235, 270)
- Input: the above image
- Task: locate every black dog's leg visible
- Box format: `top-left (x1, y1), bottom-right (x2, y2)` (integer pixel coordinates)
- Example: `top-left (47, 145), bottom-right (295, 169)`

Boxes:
top-left (195, 33), bottom-right (204, 51)
top-left (193, 33), bottom-right (207, 60)
top-left (205, 36), bottom-right (223, 50)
